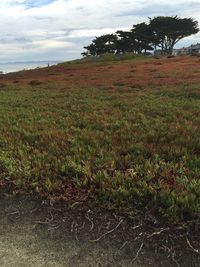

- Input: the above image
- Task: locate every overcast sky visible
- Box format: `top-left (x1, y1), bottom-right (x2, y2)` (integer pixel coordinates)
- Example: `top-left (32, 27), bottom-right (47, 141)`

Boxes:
top-left (1, 0), bottom-right (200, 63)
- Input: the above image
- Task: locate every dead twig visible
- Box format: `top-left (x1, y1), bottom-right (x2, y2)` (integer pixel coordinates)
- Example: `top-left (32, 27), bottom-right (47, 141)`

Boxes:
top-left (48, 224), bottom-right (61, 231)
top-left (119, 241), bottom-right (128, 250)
top-left (131, 223), bottom-right (143, 231)
top-left (7, 211), bottom-right (20, 216)
top-left (30, 206), bottom-right (40, 214)
top-left (71, 221), bottom-right (79, 241)
top-left (90, 219), bottom-right (123, 242)
top-left (48, 211), bottom-right (54, 222)
top-left (34, 220), bottom-right (57, 227)
top-left (147, 227), bottom-right (169, 239)
top-left (134, 232), bottom-right (143, 241)
top-left (71, 221), bottom-right (75, 232)
top-left (131, 242), bottom-right (144, 262)
top-left (35, 213), bottom-right (57, 227)
top-left (171, 251), bottom-right (181, 267)
top-left (186, 237), bottom-right (200, 254)
top-left (85, 213), bottom-right (94, 232)
top-left (74, 223), bottom-right (79, 242)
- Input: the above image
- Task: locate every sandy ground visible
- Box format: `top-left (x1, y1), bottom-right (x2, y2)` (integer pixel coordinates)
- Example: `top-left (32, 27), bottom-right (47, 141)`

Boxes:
top-left (0, 223), bottom-right (135, 267)
top-left (0, 195), bottom-right (155, 267)
top-left (0, 194), bottom-right (199, 267)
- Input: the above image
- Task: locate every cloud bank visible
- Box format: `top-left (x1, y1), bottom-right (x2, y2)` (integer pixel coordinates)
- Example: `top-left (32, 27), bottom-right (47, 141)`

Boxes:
top-left (1, 0), bottom-right (200, 62)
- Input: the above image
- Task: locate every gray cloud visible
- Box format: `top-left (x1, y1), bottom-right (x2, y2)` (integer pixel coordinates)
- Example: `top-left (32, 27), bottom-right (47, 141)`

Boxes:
top-left (0, 0), bottom-right (200, 62)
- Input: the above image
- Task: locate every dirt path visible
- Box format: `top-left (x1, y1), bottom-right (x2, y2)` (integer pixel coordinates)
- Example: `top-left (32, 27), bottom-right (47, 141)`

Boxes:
top-left (0, 194), bottom-right (199, 267)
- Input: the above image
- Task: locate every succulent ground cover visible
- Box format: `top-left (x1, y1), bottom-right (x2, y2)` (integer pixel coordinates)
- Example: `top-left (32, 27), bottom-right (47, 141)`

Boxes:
top-left (0, 55), bottom-right (200, 222)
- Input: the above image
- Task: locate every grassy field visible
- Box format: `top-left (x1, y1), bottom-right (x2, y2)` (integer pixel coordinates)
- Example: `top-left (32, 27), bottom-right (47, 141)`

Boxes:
top-left (0, 56), bottom-right (200, 222)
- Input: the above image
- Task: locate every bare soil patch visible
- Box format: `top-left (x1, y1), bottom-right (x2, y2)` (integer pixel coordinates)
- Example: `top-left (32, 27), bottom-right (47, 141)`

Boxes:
top-left (0, 192), bottom-right (200, 267)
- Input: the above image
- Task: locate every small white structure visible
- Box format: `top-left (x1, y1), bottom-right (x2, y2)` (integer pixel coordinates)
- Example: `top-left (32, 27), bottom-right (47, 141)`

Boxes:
top-left (173, 43), bottom-right (200, 55)
top-left (172, 47), bottom-right (187, 56)
top-left (187, 43), bottom-right (200, 54)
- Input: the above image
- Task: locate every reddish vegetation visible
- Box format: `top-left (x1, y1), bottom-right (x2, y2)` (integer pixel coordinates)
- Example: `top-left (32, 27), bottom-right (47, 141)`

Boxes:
top-left (1, 55), bottom-right (200, 88)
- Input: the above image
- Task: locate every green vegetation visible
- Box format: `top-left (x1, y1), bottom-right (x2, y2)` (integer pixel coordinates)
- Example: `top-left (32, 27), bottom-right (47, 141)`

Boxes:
top-left (60, 53), bottom-right (146, 65)
top-left (0, 80), bottom-right (200, 222)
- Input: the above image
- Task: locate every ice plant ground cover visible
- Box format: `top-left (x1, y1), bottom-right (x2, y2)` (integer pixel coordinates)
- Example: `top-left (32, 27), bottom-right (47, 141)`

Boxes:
top-left (0, 55), bottom-right (200, 222)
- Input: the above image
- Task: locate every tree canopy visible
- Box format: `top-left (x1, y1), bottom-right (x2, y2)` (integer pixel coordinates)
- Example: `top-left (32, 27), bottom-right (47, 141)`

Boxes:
top-left (149, 16), bottom-right (199, 54)
top-left (82, 16), bottom-right (199, 57)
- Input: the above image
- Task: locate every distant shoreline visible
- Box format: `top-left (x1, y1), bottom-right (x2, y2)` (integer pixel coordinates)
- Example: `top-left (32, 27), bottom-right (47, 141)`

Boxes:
top-left (0, 61), bottom-right (61, 73)
top-left (0, 60), bottom-right (60, 65)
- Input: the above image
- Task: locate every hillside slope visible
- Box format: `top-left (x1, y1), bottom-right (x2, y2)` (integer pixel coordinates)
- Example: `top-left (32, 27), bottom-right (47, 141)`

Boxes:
top-left (1, 55), bottom-right (200, 88)
top-left (0, 55), bottom-right (200, 266)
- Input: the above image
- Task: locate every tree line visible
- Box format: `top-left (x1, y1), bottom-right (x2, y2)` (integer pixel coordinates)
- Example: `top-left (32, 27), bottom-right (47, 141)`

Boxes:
top-left (82, 16), bottom-right (199, 57)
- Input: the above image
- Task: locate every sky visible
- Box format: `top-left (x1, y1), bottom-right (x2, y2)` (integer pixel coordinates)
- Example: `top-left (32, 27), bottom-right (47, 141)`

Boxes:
top-left (1, 0), bottom-right (200, 63)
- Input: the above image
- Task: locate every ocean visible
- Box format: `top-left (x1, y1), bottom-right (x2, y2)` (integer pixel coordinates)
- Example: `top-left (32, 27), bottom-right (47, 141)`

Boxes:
top-left (0, 61), bottom-right (60, 74)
